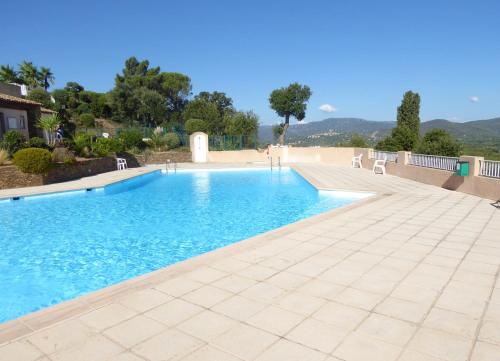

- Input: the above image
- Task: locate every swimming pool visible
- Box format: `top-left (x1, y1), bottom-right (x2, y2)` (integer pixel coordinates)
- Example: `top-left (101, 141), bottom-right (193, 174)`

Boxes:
top-left (0, 168), bottom-right (371, 323)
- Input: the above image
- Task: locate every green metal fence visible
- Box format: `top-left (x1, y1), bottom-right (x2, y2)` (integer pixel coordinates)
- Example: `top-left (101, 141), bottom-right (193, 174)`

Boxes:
top-left (74, 127), bottom-right (257, 150)
top-left (208, 135), bottom-right (258, 151)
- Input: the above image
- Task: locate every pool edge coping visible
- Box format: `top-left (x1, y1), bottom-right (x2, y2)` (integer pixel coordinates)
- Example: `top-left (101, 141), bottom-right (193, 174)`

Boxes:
top-left (0, 165), bottom-right (390, 345)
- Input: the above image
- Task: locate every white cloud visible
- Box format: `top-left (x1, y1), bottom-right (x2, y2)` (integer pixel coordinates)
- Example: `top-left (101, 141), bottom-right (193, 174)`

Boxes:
top-left (469, 96), bottom-right (479, 103)
top-left (319, 104), bottom-right (337, 113)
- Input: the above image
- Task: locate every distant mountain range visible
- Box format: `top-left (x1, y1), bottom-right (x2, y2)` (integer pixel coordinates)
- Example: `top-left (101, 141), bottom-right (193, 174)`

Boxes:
top-left (258, 117), bottom-right (500, 148)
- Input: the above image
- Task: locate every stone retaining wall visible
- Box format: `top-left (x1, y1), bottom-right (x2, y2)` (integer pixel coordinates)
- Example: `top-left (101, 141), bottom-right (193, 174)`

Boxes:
top-left (0, 157), bottom-right (116, 190)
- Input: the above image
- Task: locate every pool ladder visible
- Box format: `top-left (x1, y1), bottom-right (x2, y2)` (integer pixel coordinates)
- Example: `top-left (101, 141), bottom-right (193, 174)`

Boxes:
top-left (269, 156), bottom-right (281, 171)
top-left (165, 159), bottom-right (177, 174)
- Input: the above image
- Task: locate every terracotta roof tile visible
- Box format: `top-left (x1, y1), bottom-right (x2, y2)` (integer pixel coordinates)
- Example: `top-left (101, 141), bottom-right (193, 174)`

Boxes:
top-left (0, 92), bottom-right (41, 106)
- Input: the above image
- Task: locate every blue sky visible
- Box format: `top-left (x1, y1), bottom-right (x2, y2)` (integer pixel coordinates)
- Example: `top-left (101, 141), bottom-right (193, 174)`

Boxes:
top-left (1, 0), bottom-right (499, 124)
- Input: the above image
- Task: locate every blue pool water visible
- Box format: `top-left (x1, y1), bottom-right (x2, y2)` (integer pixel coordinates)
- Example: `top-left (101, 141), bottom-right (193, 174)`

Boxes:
top-left (0, 168), bottom-right (369, 323)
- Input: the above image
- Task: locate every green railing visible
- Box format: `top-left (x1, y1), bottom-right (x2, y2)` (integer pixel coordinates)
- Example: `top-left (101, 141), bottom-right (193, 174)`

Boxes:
top-left (208, 135), bottom-right (258, 151)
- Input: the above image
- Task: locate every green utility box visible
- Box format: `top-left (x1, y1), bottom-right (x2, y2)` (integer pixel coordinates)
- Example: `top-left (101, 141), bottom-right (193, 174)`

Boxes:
top-left (455, 161), bottom-right (469, 176)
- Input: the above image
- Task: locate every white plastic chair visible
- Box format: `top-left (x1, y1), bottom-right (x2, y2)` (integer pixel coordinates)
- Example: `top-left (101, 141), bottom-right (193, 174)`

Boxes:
top-left (352, 153), bottom-right (363, 168)
top-left (116, 158), bottom-right (128, 170)
top-left (373, 157), bottom-right (387, 175)
top-left (102, 132), bottom-right (110, 139)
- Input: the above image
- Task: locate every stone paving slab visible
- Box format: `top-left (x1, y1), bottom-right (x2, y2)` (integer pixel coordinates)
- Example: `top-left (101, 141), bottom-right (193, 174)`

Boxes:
top-left (0, 164), bottom-right (499, 361)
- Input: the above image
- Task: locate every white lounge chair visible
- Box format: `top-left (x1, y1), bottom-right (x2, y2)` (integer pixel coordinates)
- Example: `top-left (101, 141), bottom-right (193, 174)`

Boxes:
top-left (116, 158), bottom-right (128, 170)
top-left (352, 154), bottom-right (363, 168)
top-left (373, 157), bottom-right (387, 175)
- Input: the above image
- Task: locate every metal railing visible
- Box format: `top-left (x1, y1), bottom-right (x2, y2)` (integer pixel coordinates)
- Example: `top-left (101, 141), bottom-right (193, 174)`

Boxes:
top-left (409, 153), bottom-right (459, 171)
top-left (479, 160), bottom-right (500, 179)
top-left (370, 150), bottom-right (398, 162)
top-left (208, 135), bottom-right (258, 151)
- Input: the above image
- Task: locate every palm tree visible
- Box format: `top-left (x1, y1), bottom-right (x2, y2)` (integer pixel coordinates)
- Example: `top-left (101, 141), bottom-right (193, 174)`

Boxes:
top-left (37, 114), bottom-right (59, 145)
top-left (0, 65), bottom-right (20, 83)
top-left (38, 67), bottom-right (55, 90)
top-left (18, 61), bottom-right (39, 89)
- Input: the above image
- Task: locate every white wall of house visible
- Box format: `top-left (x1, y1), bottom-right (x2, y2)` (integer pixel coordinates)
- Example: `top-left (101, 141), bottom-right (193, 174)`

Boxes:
top-left (0, 107), bottom-right (30, 139)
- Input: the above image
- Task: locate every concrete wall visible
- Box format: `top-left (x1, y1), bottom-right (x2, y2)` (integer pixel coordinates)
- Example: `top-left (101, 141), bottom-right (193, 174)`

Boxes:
top-left (207, 147), bottom-right (357, 165)
top-left (206, 146), bottom-right (500, 201)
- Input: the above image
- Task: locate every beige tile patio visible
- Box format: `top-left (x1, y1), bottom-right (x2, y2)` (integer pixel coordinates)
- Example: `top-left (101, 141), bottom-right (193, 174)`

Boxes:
top-left (117, 288), bottom-right (173, 313)
top-left (182, 285), bottom-right (233, 308)
top-left (286, 317), bottom-right (346, 353)
top-left (375, 297), bottom-right (431, 323)
top-left (180, 345), bottom-right (242, 361)
top-left (423, 307), bottom-right (479, 339)
top-left (333, 287), bottom-right (385, 310)
top-left (27, 319), bottom-right (96, 355)
top-left (211, 323), bottom-right (279, 360)
top-left (408, 327), bottom-right (473, 361)
top-left (144, 298), bottom-right (203, 327)
top-left (212, 274), bottom-right (257, 293)
top-left (276, 291), bottom-right (326, 316)
top-left (254, 339), bottom-right (327, 361)
top-left (154, 277), bottom-right (204, 297)
top-left (211, 295), bottom-right (267, 321)
top-left (357, 313), bottom-right (416, 346)
top-left (50, 335), bottom-right (123, 361)
top-left (333, 331), bottom-right (402, 361)
top-left (247, 305), bottom-right (305, 336)
top-left (478, 320), bottom-right (500, 345)
top-left (470, 341), bottom-right (500, 361)
top-left (177, 310), bottom-right (238, 341)
top-left (0, 340), bottom-right (44, 361)
top-left (103, 315), bottom-right (166, 348)
top-left (132, 328), bottom-right (203, 361)
top-left (312, 301), bottom-right (368, 331)
top-left (79, 303), bottom-right (137, 331)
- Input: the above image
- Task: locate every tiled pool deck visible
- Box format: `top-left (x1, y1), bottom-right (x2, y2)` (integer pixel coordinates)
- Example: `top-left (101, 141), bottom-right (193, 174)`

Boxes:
top-left (1, 164), bottom-right (499, 361)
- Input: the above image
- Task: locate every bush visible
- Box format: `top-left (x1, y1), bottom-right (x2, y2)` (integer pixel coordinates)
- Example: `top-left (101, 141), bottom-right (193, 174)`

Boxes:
top-left (0, 149), bottom-right (8, 165)
top-left (52, 147), bottom-right (76, 163)
top-left (25, 137), bottom-right (49, 149)
top-left (185, 118), bottom-right (208, 134)
top-left (165, 132), bottom-right (180, 149)
top-left (92, 138), bottom-right (123, 157)
top-left (415, 129), bottom-right (462, 157)
top-left (78, 113), bottom-right (95, 127)
top-left (0, 131), bottom-right (26, 156)
top-left (119, 128), bottom-right (145, 150)
top-left (13, 148), bottom-right (52, 174)
top-left (72, 133), bottom-right (92, 157)
top-left (27, 88), bottom-right (53, 108)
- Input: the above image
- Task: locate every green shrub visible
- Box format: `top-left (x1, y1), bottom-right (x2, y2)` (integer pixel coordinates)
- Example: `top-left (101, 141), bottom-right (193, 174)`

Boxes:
top-left (25, 137), bottom-right (49, 149)
top-left (147, 132), bottom-right (167, 151)
top-left (185, 118), bottom-right (208, 134)
top-left (92, 138), bottom-right (123, 157)
top-left (415, 129), bottom-right (462, 157)
top-left (72, 133), bottom-right (92, 157)
top-left (27, 88), bottom-right (53, 108)
top-left (78, 113), bottom-right (95, 127)
top-left (52, 147), bottom-right (76, 163)
top-left (119, 128), bottom-right (145, 150)
top-left (13, 148), bottom-right (52, 174)
top-left (165, 132), bottom-right (180, 149)
top-left (1, 130), bottom-right (26, 156)
top-left (0, 149), bottom-right (8, 165)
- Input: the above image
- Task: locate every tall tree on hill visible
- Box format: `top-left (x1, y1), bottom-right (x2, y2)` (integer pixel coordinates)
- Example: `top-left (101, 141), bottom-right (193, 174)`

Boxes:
top-left (269, 83), bottom-right (312, 145)
top-left (110, 57), bottom-right (192, 125)
top-left (195, 91), bottom-right (234, 118)
top-left (376, 91), bottom-right (421, 151)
